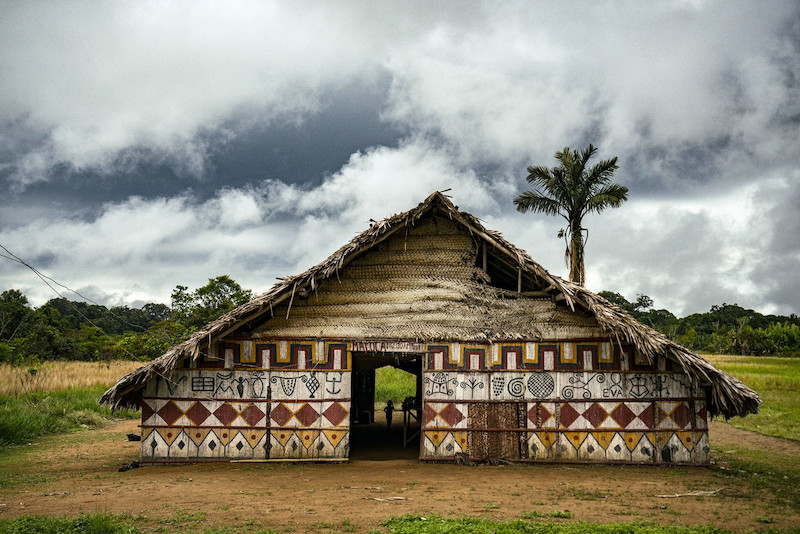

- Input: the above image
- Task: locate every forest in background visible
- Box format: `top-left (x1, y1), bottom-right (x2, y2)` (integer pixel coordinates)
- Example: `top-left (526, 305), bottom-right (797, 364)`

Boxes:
top-left (599, 291), bottom-right (800, 357)
top-left (0, 275), bottom-right (251, 365)
top-left (1, 278), bottom-right (798, 365)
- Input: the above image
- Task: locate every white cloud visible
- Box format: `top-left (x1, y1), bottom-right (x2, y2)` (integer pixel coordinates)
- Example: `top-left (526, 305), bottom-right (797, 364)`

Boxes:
top-left (0, 139), bottom-right (498, 306)
top-left (4, 2), bottom-right (796, 188)
top-left (1, 1), bottom-right (799, 318)
top-left (582, 182), bottom-right (779, 315)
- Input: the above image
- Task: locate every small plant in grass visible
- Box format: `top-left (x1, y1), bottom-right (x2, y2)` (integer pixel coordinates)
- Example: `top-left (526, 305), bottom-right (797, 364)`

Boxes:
top-left (549, 510), bottom-right (573, 519)
top-left (521, 510), bottom-right (573, 519)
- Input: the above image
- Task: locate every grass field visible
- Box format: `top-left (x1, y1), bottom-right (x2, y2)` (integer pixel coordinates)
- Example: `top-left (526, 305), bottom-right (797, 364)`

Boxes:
top-left (0, 361), bottom-right (142, 449)
top-left (375, 365), bottom-right (417, 405)
top-left (0, 360), bottom-right (142, 397)
top-left (0, 513), bottom-right (735, 533)
top-left (0, 385), bottom-right (140, 449)
top-left (704, 355), bottom-right (800, 441)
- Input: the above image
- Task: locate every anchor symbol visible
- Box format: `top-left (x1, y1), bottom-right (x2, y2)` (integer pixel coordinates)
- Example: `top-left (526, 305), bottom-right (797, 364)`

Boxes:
top-left (325, 373), bottom-right (342, 395)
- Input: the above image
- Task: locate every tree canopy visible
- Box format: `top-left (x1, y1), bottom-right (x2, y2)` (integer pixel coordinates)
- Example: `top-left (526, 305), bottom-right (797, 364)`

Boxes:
top-left (170, 275), bottom-right (253, 330)
top-left (0, 275), bottom-right (254, 364)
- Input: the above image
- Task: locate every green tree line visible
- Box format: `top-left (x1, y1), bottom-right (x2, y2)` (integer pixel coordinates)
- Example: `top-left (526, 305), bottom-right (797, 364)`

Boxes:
top-left (2, 279), bottom-right (798, 363)
top-left (599, 291), bottom-right (800, 357)
top-left (0, 275), bottom-right (251, 364)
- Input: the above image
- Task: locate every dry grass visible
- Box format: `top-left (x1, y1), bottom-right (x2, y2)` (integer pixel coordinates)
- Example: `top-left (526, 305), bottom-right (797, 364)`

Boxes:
top-left (0, 361), bottom-right (142, 397)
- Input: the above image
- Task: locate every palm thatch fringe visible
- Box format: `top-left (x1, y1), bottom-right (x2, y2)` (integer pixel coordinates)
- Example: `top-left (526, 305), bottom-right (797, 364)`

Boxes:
top-left (101, 191), bottom-right (759, 418)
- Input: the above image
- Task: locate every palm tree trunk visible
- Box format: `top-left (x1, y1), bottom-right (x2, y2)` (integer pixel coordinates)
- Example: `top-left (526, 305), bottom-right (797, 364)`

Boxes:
top-left (568, 219), bottom-right (585, 286)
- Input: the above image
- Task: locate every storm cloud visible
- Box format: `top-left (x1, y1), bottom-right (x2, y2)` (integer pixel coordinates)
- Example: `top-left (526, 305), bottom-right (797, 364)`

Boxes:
top-left (1, 1), bottom-right (798, 316)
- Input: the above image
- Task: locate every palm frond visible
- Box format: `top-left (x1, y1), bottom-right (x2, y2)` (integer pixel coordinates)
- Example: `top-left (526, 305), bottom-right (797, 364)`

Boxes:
top-left (525, 165), bottom-right (554, 188)
top-left (585, 157), bottom-right (620, 188)
top-left (513, 190), bottom-right (563, 217)
top-left (584, 183), bottom-right (629, 214)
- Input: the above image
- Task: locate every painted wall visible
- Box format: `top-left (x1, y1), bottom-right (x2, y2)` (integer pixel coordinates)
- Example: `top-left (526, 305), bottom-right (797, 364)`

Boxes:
top-left (421, 341), bottom-right (709, 464)
top-left (139, 340), bottom-right (351, 462)
top-left (139, 338), bottom-right (708, 464)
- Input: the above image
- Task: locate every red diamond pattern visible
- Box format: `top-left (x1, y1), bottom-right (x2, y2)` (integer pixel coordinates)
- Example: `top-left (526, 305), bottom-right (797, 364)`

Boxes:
top-left (559, 403), bottom-right (581, 428)
top-left (539, 404), bottom-right (553, 426)
top-left (185, 402), bottom-right (211, 426)
top-left (638, 404), bottom-right (654, 428)
top-left (322, 403), bottom-right (348, 426)
top-left (657, 406), bottom-right (670, 426)
top-left (582, 403), bottom-right (609, 427)
top-left (438, 404), bottom-right (464, 427)
top-left (527, 403), bottom-right (553, 428)
top-left (214, 403), bottom-right (238, 426)
top-left (423, 404), bottom-right (438, 425)
top-left (240, 404), bottom-right (266, 427)
top-left (670, 403), bottom-right (692, 429)
top-left (294, 403), bottom-right (319, 427)
top-left (527, 405), bottom-right (537, 426)
top-left (157, 401), bottom-right (183, 426)
top-left (270, 403), bottom-right (293, 426)
top-left (610, 403), bottom-right (636, 428)
top-left (140, 399), bottom-right (155, 422)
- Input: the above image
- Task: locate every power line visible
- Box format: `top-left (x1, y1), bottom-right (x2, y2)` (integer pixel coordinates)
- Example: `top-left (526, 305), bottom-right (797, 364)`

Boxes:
top-left (0, 243), bottom-right (148, 332)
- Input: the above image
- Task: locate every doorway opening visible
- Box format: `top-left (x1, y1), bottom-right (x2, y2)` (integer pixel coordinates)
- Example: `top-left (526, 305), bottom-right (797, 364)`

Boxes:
top-left (349, 351), bottom-right (422, 460)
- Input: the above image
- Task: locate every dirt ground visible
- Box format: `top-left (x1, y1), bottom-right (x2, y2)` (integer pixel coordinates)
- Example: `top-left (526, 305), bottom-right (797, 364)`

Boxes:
top-left (1, 416), bottom-right (799, 533)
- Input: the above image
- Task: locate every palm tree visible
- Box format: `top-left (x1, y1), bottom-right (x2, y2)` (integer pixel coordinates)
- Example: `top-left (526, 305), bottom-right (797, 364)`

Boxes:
top-left (514, 144), bottom-right (628, 286)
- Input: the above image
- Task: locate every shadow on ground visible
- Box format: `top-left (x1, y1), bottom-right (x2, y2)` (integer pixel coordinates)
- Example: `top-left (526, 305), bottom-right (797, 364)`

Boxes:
top-left (349, 411), bottom-right (419, 461)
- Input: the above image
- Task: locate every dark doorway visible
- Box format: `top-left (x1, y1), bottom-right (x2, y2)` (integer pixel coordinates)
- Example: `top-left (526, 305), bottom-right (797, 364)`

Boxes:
top-left (350, 351), bottom-right (422, 460)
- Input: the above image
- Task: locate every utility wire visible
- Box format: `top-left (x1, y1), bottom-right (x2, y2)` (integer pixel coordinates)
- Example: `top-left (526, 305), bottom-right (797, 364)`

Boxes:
top-left (0, 244), bottom-right (148, 332)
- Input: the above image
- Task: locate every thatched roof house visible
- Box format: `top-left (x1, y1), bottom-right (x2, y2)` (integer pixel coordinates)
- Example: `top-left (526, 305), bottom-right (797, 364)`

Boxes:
top-left (103, 191), bottom-right (758, 464)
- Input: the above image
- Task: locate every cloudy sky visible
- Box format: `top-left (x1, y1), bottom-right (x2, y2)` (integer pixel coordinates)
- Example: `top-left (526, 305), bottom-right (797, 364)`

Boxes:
top-left (1, 1), bottom-right (799, 317)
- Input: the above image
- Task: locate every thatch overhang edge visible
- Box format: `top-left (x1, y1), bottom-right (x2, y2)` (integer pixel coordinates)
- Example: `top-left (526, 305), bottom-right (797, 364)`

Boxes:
top-left (100, 191), bottom-right (760, 418)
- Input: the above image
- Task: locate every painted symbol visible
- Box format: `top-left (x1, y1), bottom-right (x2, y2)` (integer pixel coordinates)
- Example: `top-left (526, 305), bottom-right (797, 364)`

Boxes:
top-left (271, 375), bottom-right (306, 397)
top-left (233, 376), bottom-right (247, 398)
top-left (664, 374), bottom-right (692, 397)
top-left (507, 377), bottom-right (525, 398)
top-left (527, 373), bottom-right (555, 398)
top-left (165, 375), bottom-right (188, 395)
top-left (302, 373), bottom-right (320, 398)
top-left (214, 372), bottom-right (236, 396)
top-left (602, 372), bottom-right (623, 398)
top-left (191, 376), bottom-right (214, 392)
top-left (424, 373), bottom-right (458, 396)
top-left (325, 373), bottom-right (342, 395)
top-left (629, 374), bottom-right (651, 398)
top-left (491, 375), bottom-right (505, 397)
top-left (562, 372), bottom-right (606, 399)
top-left (251, 371), bottom-right (266, 398)
top-left (459, 377), bottom-right (484, 399)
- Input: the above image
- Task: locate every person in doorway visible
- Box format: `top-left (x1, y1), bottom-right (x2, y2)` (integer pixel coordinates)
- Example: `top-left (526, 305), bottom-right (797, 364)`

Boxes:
top-left (383, 400), bottom-right (394, 431)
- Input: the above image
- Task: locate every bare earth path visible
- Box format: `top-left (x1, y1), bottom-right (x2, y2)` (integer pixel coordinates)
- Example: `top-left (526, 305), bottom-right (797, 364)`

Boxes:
top-left (1, 418), bottom-right (799, 532)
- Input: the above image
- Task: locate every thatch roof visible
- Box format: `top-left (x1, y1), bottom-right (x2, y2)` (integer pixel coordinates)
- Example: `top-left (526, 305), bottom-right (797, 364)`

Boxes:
top-left (101, 191), bottom-right (760, 418)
